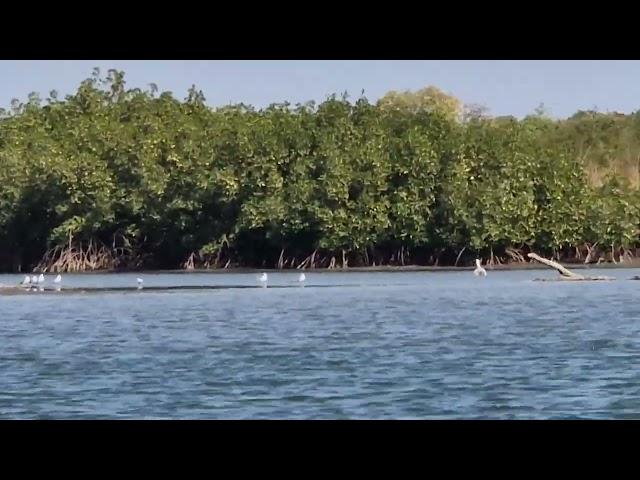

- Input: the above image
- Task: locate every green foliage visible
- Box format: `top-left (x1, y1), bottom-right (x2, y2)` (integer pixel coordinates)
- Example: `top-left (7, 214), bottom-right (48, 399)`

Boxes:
top-left (1, 70), bottom-right (639, 271)
top-left (378, 86), bottom-right (462, 121)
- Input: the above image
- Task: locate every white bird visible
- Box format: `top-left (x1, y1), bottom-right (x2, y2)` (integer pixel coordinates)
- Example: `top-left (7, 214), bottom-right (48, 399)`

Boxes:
top-left (258, 272), bottom-right (268, 286)
top-left (54, 274), bottom-right (62, 284)
top-left (136, 278), bottom-right (144, 289)
top-left (473, 258), bottom-right (487, 277)
top-left (21, 275), bottom-right (31, 286)
top-left (38, 273), bottom-right (44, 283)
top-left (298, 272), bottom-right (306, 283)
top-left (28, 275), bottom-right (39, 291)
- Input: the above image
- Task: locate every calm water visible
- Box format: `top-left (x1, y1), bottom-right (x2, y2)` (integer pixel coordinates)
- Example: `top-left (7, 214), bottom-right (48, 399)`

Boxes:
top-left (2, 268), bottom-right (640, 419)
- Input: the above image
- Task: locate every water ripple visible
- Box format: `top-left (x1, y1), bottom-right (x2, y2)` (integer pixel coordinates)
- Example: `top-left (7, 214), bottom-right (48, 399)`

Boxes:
top-left (2, 269), bottom-right (640, 418)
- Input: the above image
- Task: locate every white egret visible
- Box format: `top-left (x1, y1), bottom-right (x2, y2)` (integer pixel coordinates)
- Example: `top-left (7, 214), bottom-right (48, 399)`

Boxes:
top-left (258, 272), bottom-right (268, 287)
top-left (52, 274), bottom-right (62, 291)
top-left (473, 258), bottom-right (487, 277)
top-left (137, 278), bottom-right (144, 289)
top-left (298, 272), bottom-right (306, 283)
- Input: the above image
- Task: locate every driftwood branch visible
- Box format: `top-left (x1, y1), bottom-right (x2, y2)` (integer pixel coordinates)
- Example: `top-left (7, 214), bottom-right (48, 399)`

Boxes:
top-left (527, 253), bottom-right (583, 278)
top-left (527, 253), bottom-right (615, 281)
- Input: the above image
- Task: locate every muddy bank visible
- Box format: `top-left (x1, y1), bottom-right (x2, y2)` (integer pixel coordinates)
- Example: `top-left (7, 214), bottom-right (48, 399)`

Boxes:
top-left (4, 259), bottom-right (640, 275)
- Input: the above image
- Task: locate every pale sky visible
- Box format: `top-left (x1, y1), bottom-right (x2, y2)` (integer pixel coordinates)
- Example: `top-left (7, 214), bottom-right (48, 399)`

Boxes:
top-left (1, 60), bottom-right (639, 119)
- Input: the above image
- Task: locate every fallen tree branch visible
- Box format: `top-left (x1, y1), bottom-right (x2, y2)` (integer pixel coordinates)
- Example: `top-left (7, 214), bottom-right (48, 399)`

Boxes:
top-left (528, 252), bottom-right (615, 281)
top-left (528, 253), bottom-right (583, 278)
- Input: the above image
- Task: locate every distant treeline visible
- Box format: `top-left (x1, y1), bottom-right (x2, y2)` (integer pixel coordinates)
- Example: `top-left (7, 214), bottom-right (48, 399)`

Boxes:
top-left (1, 69), bottom-right (639, 272)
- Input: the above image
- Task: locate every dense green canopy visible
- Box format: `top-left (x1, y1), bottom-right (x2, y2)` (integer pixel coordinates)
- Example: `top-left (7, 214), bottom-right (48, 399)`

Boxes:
top-left (1, 70), bottom-right (638, 272)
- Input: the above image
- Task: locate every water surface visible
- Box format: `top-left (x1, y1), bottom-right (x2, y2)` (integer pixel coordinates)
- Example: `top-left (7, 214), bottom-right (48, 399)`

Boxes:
top-left (2, 268), bottom-right (640, 419)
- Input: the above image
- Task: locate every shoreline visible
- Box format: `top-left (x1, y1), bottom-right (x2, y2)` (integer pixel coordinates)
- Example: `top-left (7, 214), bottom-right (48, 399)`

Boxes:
top-left (3, 260), bottom-right (640, 275)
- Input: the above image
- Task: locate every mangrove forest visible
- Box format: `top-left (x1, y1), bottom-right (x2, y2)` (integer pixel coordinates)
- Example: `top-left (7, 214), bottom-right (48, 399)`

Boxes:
top-left (1, 68), bottom-right (640, 272)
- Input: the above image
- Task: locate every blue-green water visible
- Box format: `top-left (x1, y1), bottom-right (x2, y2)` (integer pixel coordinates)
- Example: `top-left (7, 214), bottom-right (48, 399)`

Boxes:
top-left (2, 268), bottom-right (640, 419)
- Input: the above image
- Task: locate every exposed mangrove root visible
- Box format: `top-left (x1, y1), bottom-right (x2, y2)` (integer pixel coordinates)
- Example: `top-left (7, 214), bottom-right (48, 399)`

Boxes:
top-left (486, 247), bottom-right (499, 267)
top-left (620, 247), bottom-right (633, 263)
top-left (184, 252), bottom-right (196, 271)
top-left (584, 242), bottom-right (598, 264)
top-left (277, 249), bottom-right (285, 270)
top-left (181, 235), bottom-right (233, 270)
top-left (574, 246), bottom-right (582, 261)
top-left (297, 249), bottom-right (316, 269)
top-left (35, 238), bottom-right (143, 273)
top-left (432, 248), bottom-right (444, 267)
top-left (505, 247), bottom-right (525, 263)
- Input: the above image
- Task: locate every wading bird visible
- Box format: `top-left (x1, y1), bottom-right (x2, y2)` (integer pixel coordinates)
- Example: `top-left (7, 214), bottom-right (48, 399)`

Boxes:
top-left (474, 258), bottom-right (487, 277)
